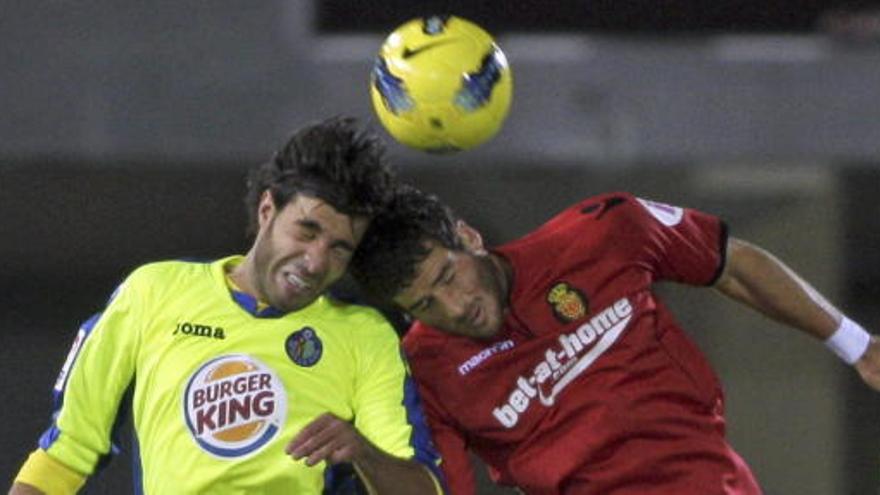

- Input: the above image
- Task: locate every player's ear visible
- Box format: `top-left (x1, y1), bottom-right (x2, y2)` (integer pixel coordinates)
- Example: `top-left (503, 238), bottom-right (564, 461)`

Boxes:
top-left (456, 220), bottom-right (486, 255)
top-left (257, 190), bottom-right (278, 229)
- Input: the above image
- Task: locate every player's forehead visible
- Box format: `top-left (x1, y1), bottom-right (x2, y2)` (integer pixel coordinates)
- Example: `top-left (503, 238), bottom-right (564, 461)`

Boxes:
top-left (395, 242), bottom-right (455, 304)
top-left (281, 194), bottom-right (369, 243)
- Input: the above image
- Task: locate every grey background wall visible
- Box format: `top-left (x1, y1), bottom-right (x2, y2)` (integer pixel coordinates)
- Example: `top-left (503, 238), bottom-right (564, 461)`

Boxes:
top-left (2, 1), bottom-right (879, 493)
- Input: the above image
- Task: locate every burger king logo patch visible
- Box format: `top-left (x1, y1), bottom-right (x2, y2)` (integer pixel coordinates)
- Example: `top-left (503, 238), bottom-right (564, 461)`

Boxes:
top-left (184, 354), bottom-right (287, 458)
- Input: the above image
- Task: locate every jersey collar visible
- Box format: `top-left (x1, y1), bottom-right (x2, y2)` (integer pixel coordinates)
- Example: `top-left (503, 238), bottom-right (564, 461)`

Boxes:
top-left (214, 256), bottom-right (288, 319)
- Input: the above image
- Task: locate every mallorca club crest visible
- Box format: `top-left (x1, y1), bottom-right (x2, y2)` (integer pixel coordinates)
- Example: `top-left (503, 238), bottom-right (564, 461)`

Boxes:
top-left (547, 282), bottom-right (588, 323)
top-left (285, 327), bottom-right (323, 367)
top-left (183, 354), bottom-right (287, 459)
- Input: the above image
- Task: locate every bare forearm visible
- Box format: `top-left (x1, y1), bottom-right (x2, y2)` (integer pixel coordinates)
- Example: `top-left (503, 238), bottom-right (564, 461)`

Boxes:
top-left (714, 238), bottom-right (880, 391)
top-left (354, 448), bottom-right (440, 495)
top-left (8, 482), bottom-right (45, 495)
top-left (286, 413), bottom-right (442, 494)
top-left (714, 237), bottom-right (840, 340)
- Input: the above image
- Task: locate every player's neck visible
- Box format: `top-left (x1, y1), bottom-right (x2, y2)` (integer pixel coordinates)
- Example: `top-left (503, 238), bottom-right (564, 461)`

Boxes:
top-left (227, 258), bottom-right (257, 298)
top-left (490, 253), bottom-right (514, 309)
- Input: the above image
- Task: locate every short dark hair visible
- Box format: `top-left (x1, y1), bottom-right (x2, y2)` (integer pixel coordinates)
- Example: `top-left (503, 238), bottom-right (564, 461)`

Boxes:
top-left (351, 184), bottom-right (463, 303)
top-left (244, 116), bottom-right (395, 235)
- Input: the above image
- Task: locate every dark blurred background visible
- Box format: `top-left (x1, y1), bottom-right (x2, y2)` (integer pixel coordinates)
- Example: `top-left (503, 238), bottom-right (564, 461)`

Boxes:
top-left (2, 1), bottom-right (880, 493)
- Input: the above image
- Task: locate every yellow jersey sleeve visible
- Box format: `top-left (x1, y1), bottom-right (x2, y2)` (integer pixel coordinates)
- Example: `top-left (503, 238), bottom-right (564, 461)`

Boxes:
top-left (39, 270), bottom-right (144, 476)
top-left (349, 311), bottom-right (445, 492)
top-left (14, 449), bottom-right (86, 495)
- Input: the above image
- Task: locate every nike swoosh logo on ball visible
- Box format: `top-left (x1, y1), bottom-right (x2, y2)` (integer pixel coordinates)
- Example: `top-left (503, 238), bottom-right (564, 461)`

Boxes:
top-left (402, 40), bottom-right (456, 59)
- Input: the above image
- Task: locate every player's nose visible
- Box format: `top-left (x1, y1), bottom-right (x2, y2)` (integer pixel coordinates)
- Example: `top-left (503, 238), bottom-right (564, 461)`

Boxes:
top-left (302, 243), bottom-right (331, 277)
top-left (438, 288), bottom-right (468, 323)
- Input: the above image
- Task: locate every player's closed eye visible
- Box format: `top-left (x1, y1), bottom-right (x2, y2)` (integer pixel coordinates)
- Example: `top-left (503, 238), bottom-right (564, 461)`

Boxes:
top-left (331, 245), bottom-right (353, 261)
top-left (414, 297), bottom-right (433, 314)
top-left (295, 228), bottom-right (318, 242)
top-left (290, 219), bottom-right (322, 241)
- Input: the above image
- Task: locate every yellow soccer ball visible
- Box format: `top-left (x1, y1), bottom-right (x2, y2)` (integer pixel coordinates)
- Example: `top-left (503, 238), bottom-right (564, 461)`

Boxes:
top-left (369, 15), bottom-right (513, 153)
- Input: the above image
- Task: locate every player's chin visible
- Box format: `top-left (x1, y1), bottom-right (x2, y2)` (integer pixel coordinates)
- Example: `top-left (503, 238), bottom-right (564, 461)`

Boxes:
top-left (274, 279), bottom-right (324, 311)
top-left (467, 322), bottom-right (502, 340)
top-left (271, 290), bottom-right (319, 313)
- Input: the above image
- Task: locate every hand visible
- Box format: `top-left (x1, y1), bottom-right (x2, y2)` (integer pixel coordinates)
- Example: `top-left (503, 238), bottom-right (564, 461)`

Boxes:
top-left (854, 335), bottom-right (880, 391)
top-left (286, 413), bottom-right (368, 467)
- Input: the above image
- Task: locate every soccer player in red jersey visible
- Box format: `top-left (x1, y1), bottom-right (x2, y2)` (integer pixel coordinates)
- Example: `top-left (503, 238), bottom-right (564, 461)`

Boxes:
top-left (351, 185), bottom-right (880, 495)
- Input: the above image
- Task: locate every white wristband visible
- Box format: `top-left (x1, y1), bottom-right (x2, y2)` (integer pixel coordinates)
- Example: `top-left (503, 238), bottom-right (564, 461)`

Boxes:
top-left (825, 317), bottom-right (871, 365)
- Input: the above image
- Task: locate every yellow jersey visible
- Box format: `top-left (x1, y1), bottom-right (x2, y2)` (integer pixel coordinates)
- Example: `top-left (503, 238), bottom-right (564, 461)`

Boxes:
top-left (32, 256), bottom-right (441, 494)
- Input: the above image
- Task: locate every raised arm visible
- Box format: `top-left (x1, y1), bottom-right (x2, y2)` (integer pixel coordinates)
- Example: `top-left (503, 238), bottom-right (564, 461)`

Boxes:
top-left (286, 412), bottom-right (443, 494)
top-left (713, 237), bottom-right (880, 390)
top-left (284, 311), bottom-right (445, 495)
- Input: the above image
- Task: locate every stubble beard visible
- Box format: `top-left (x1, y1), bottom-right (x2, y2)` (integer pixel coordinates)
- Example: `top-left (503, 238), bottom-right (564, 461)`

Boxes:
top-left (473, 254), bottom-right (507, 337)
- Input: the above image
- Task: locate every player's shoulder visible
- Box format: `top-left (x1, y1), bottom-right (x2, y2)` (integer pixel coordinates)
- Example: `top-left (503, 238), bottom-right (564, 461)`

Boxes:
top-left (128, 258), bottom-right (214, 284)
top-left (580, 190), bottom-right (637, 206)
top-left (402, 322), bottom-right (449, 359)
top-left (321, 297), bottom-right (390, 326)
top-left (311, 297), bottom-right (400, 345)
top-left (545, 191), bottom-right (640, 223)
top-left (569, 191), bottom-right (641, 216)
top-left (117, 259), bottom-right (220, 304)
top-left (502, 191), bottom-right (639, 247)
top-left (568, 191), bottom-right (669, 228)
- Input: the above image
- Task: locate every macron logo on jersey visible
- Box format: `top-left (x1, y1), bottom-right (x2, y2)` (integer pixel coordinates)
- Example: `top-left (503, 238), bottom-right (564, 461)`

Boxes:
top-left (492, 298), bottom-right (633, 428)
top-left (458, 339), bottom-right (515, 376)
top-left (183, 354), bottom-right (287, 458)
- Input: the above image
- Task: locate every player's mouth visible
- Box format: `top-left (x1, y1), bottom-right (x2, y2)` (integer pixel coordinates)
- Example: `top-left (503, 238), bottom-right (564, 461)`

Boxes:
top-left (282, 271), bottom-right (315, 294)
top-left (468, 304), bottom-right (484, 329)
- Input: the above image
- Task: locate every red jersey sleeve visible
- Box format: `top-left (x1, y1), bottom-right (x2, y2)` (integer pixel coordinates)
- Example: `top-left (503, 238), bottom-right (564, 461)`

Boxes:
top-left (418, 383), bottom-right (477, 495)
top-left (404, 329), bottom-right (478, 495)
top-left (626, 195), bottom-right (728, 286)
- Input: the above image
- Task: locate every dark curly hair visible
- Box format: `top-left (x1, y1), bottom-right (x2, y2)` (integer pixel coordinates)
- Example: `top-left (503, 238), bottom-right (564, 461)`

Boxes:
top-left (351, 184), bottom-right (464, 304)
top-left (244, 116), bottom-right (395, 236)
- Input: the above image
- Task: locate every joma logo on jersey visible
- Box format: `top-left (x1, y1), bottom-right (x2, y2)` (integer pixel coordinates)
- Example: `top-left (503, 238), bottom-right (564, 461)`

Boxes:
top-left (184, 355), bottom-right (287, 458)
top-left (493, 298), bottom-right (633, 428)
top-left (174, 321), bottom-right (226, 340)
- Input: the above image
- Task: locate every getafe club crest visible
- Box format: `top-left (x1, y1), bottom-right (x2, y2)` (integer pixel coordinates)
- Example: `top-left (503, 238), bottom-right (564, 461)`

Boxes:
top-left (285, 327), bottom-right (323, 367)
top-left (547, 282), bottom-right (588, 323)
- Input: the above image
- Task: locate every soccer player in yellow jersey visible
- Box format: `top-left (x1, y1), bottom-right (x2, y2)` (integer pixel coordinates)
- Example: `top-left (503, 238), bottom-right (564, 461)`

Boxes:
top-left (9, 117), bottom-right (446, 495)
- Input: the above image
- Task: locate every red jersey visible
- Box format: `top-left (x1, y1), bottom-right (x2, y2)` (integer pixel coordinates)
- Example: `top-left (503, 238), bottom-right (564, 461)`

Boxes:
top-left (402, 192), bottom-right (762, 495)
